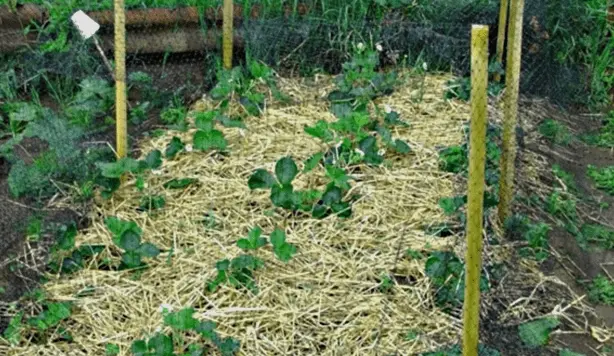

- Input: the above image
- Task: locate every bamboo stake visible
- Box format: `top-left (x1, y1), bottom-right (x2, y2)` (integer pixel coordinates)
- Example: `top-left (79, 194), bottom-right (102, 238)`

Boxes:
top-left (498, 0), bottom-right (525, 224)
top-left (114, 0), bottom-right (128, 163)
top-left (223, 0), bottom-right (233, 69)
top-left (494, 0), bottom-right (509, 82)
top-left (463, 24), bottom-right (489, 356)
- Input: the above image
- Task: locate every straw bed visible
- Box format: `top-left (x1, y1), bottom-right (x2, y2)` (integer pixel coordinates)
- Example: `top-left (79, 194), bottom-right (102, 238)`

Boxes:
top-left (7, 73), bottom-right (473, 355)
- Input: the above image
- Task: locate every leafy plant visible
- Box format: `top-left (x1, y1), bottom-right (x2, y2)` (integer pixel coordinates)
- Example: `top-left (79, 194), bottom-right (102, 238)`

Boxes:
top-left (575, 223), bottom-right (614, 251)
top-left (208, 227), bottom-right (296, 294)
top-left (248, 156), bottom-right (355, 218)
top-left (518, 317), bottom-right (560, 348)
top-left (545, 190), bottom-right (577, 221)
top-left (165, 136), bottom-right (185, 159)
top-left (132, 306), bottom-right (240, 356)
top-left (192, 111), bottom-right (229, 152)
top-left (518, 222), bottom-right (551, 262)
top-left (3, 301), bottom-right (74, 346)
top-left (161, 102), bottom-right (188, 131)
top-left (444, 76), bottom-right (504, 102)
top-left (538, 119), bottom-right (572, 146)
top-left (105, 217), bottom-right (160, 269)
top-left (587, 165), bottom-right (614, 195)
top-left (138, 195), bottom-right (166, 212)
top-left (587, 275), bottom-right (614, 305)
top-left (552, 164), bottom-right (577, 192)
top-left (425, 251), bottom-right (489, 310)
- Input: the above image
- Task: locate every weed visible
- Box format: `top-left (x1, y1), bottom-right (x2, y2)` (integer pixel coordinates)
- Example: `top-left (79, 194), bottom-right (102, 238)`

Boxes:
top-left (538, 119), bottom-right (572, 146)
top-left (406, 248), bottom-right (424, 260)
top-left (65, 77), bottom-right (114, 128)
top-left (26, 217), bottom-right (43, 242)
top-left (518, 317), bottom-right (560, 348)
top-left (546, 190), bottom-right (577, 221)
top-left (163, 178), bottom-right (198, 190)
top-left (519, 222), bottom-right (551, 262)
top-left (552, 164), bottom-right (577, 192)
top-left (587, 165), bottom-right (614, 195)
top-left (588, 275), bottom-right (614, 305)
top-left (105, 343), bottom-right (120, 355)
top-left (138, 195), bottom-right (166, 212)
top-left (575, 223), bottom-right (614, 251)
top-left (583, 111), bottom-right (614, 148)
top-left (161, 104), bottom-right (188, 131)
top-left (104, 217), bottom-right (161, 270)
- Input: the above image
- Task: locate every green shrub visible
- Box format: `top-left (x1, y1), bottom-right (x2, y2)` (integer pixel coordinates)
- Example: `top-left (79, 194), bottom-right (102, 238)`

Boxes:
top-left (588, 275), bottom-right (614, 305)
top-left (538, 119), bottom-right (572, 145)
top-left (587, 165), bottom-right (614, 195)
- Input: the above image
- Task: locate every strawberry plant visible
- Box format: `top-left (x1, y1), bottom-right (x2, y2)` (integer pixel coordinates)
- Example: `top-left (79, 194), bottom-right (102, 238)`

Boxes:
top-left (104, 217), bottom-right (161, 270)
top-left (165, 136), bottom-right (186, 159)
top-left (192, 111), bottom-right (229, 152)
top-left (207, 227), bottom-right (297, 294)
top-left (425, 251), bottom-right (489, 311)
top-left (3, 300), bottom-right (74, 346)
top-left (248, 156), bottom-right (355, 218)
top-left (131, 307), bottom-right (240, 356)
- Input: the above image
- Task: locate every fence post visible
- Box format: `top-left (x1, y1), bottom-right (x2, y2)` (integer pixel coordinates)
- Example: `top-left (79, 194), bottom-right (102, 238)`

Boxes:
top-left (114, 0), bottom-right (127, 162)
top-left (497, 0), bottom-right (525, 224)
top-left (494, 0), bottom-right (509, 82)
top-left (223, 0), bottom-right (233, 69)
top-left (463, 24), bottom-right (489, 356)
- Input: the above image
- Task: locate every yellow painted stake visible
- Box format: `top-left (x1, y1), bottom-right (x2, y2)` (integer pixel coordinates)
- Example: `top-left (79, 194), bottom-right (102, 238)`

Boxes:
top-left (223, 0), bottom-right (233, 69)
top-left (497, 0), bottom-right (525, 224)
top-left (494, 0), bottom-right (509, 82)
top-left (463, 24), bottom-right (489, 356)
top-left (114, 0), bottom-right (128, 162)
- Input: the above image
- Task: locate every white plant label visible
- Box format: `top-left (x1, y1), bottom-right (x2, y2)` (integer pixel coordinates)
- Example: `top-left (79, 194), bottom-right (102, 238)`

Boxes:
top-left (71, 10), bottom-right (100, 40)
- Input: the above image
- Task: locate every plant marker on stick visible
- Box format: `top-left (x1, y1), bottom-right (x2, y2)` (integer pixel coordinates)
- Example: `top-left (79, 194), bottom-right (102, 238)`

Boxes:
top-left (70, 10), bottom-right (115, 79)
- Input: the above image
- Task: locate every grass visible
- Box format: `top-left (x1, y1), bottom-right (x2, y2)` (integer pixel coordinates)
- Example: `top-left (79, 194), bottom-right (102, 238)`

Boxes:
top-left (587, 165), bottom-right (614, 195)
top-left (588, 275), bottom-right (614, 306)
top-left (538, 119), bottom-right (572, 146)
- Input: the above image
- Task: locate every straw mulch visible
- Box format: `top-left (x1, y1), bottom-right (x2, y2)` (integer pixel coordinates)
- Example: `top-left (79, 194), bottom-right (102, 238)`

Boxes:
top-left (1, 72), bottom-right (534, 355)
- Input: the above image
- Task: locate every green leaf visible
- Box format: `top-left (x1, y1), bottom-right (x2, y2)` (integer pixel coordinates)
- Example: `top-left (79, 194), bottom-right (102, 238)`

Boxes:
top-left (148, 333), bottom-right (174, 355)
top-left (237, 227), bottom-right (268, 251)
top-left (165, 137), bottom-right (185, 159)
top-left (104, 217), bottom-right (142, 244)
top-left (322, 185), bottom-right (343, 205)
top-left (194, 111), bottom-right (217, 131)
top-left (138, 243), bottom-right (161, 258)
top-left (384, 111), bottom-right (409, 127)
top-left (270, 184), bottom-right (296, 210)
top-left (118, 231), bottom-right (141, 251)
top-left (392, 139), bottom-right (411, 154)
top-left (96, 157), bottom-right (142, 178)
top-left (193, 129), bottom-right (228, 151)
top-left (164, 307), bottom-right (198, 331)
top-left (325, 165), bottom-right (351, 190)
top-left (248, 169), bottom-right (276, 190)
top-left (57, 222), bottom-right (77, 251)
top-left (518, 317), bottom-right (560, 348)
top-left (312, 204), bottom-right (330, 219)
top-left (304, 120), bottom-right (334, 142)
top-left (559, 349), bottom-right (585, 356)
top-left (105, 343), bottom-right (120, 355)
top-left (139, 195), bottom-right (166, 211)
top-left (144, 150), bottom-right (163, 169)
top-left (270, 228), bottom-right (297, 262)
top-left (131, 340), bottom-right (148, 355)
top-left (218, 115), bottom-right (247, 129)
top-left (216, 336), bottom-right (240, 356)
top-left (438, 196), bottom-right (467, 215)
top-left (163, 178), bottom-right (197, 189)
top-left (275, 156), bottom-right (298, 185)
top-left (121, 251), bottom-right (142, 267)
top-left (303, 152), bottom-right (323, 173)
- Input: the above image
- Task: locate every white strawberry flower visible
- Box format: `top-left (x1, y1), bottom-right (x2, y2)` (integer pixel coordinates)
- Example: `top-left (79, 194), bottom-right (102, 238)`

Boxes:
top-left (356, 42), bottom-right (365, 51)
top-left (152, 169), bottom-right (163, 176)
top-left (354, 148), bottom-right (365, 157)
top-left (384, 104), bottom-right (392, 114)
top-left (185, 144), bottom-right (193, 152)
top-left (376, 43), bottom-right (383, 52)
top-left (378, 149), bottom-right (386, 156)
top-left (422, 62), bottom-right (428, 71)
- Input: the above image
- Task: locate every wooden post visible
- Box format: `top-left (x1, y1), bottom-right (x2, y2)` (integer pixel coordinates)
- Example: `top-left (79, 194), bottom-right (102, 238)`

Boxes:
top-left (498, 0), bottom-right (525, 224)
top-left (494, 0), bottom-right (509, 82)
top-left (114, 0), bottom-right (127, 162)
top-left (463, 24), bottom-right (489, 356)
top-left (223, 0), bottom-right (233, 69)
